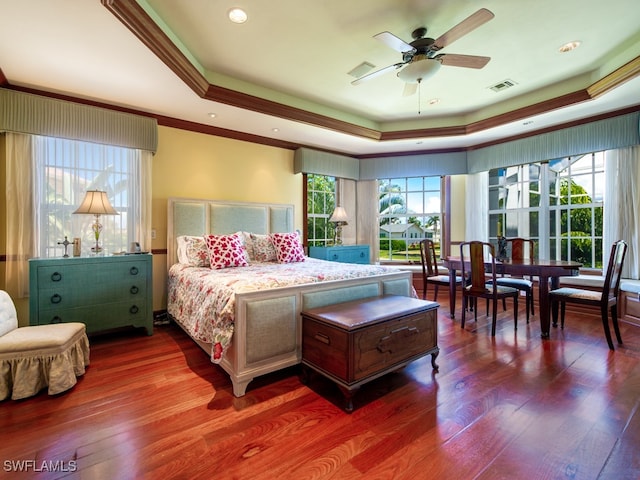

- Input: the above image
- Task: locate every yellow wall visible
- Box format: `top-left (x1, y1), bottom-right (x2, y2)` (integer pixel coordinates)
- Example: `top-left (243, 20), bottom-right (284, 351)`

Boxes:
top-left (150, 126), bottom-right (303, 310)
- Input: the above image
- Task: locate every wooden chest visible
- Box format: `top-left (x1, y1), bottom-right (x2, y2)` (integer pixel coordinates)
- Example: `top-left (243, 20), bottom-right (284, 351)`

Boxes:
top-left (301, 295), bottom-right (439, 411)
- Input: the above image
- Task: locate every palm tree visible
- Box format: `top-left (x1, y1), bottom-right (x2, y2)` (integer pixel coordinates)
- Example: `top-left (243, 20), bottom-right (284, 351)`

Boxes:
top-left (379, 182), bottom-right (406, 225)
top-left (425, 215), bottom-right (440, 242)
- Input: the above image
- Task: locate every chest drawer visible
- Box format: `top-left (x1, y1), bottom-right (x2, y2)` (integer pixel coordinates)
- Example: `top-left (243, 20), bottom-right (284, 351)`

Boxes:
top-left (308, 245), bottom-right (370, 264)
top-left (302, 295), bottom-right (439, 386)
top-left (303, 309), bottom-right (437, 383)
top-left (29, 255), bottom-right (153, 335)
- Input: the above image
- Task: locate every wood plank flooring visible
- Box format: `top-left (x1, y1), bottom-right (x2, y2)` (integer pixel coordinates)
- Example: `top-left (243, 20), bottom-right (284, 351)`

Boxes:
top-left (2, 296), bottom-right (640, 480)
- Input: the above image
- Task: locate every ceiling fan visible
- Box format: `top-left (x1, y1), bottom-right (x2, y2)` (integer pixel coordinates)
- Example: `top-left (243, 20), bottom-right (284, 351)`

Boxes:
top-left (352, 8), bottom-right (495, 96)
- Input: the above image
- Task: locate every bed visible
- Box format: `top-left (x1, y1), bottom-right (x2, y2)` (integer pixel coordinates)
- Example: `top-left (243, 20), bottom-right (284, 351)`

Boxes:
top-left (166, 197), bottom-right (414, 396)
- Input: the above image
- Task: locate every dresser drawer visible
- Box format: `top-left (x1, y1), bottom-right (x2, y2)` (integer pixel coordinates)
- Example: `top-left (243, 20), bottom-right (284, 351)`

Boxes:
top-left (29, 255), bottom-right (153, 335)
top-left (308, 245), bottom-right (370, 264)
top-left (38, 301), bottom-right (148, 334)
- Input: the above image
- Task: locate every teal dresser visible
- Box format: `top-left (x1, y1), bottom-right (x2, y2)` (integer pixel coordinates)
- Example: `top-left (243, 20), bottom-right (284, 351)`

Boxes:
top-left (308, 245), bottom-right (370, 264)
top-left (29, 254), bottom-right (153, 335)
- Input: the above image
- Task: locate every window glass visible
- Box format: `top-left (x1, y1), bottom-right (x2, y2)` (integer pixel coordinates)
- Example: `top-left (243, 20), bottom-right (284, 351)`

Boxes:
top-left (489, 152), bottom-right (604, 268)
top-left (306, 174), bottom-right (336, 247)
top-left (378, 176), bottom-right (441, 263)
top-left (34, 136), bottom-right (139, 257)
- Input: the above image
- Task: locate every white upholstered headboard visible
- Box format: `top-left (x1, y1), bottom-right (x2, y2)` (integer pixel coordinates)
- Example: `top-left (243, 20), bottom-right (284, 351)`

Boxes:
top-left (167, 197), bottom-right (295, 271)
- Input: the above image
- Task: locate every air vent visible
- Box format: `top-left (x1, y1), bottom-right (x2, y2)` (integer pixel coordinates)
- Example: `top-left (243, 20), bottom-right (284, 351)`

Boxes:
top-left (348, 62), bottom-right (375, 78)
top-left (489, 79), bottom-right (517, 92)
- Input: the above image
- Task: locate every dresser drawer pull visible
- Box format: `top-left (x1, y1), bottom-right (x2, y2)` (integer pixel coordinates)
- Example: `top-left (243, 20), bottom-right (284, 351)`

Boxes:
top-left (130, 285), bottom-right (139, 294)
top-left (130, 266), bottom-right (139, 275)
top-left (129, 305), bottom-right (139, 314)
top-left (332, 254), bottom-right (339, 260)
top-left (50, 293), bottom-right (62, 304)
top-left (51, 315), bottom-right (62, 323)
top-left (51, 272), bottom-right (62, 282)
top-left (314, 333), bottom-right (331, 345)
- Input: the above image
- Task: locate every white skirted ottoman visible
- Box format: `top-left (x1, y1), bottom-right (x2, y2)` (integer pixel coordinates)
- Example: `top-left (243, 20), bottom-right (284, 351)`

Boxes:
top-left (0, 291), bottom-right (90, 401)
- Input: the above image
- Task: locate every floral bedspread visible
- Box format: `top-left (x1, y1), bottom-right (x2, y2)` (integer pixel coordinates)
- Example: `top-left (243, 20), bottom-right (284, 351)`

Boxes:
top-left (167, 258), bottom-right (403, 363)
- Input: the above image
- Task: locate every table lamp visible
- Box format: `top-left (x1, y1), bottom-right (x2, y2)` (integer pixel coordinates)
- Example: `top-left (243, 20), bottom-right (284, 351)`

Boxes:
top-left (329, 206), bottom-right (349, 245)
top-left (73, 190), bottom-right (119, 253)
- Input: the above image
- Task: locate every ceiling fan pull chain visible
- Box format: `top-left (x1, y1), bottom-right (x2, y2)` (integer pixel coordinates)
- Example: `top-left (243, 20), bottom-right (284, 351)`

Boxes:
top-left (418, 79), bottom-right (422, 115)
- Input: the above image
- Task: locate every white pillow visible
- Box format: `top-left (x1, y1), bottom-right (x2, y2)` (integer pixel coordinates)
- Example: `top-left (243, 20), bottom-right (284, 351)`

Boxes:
top-left (176, 235), bottom-right (210, 267)
top-left (0, 290), bottom-right (18, 337)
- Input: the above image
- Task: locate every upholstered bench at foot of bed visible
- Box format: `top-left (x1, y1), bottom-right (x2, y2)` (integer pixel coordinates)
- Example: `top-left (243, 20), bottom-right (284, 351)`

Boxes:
top-left (0, 323), bottom-right (90, 401)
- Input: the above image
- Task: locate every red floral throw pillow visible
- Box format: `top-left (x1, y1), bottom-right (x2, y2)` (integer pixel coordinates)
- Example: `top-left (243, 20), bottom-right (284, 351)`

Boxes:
top-left (204, 233), bottom-right (249, 269)
top-left (269, 232), bottom-right (305, 263)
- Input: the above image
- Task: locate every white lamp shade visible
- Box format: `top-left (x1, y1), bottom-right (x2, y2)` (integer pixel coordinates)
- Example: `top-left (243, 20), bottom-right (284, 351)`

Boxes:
top-left (397, 58), bottom-right (441, 84)
top-left (73, 190), bottom-right (118, 215)
top-left (329, 206), bottom-right (348, 224)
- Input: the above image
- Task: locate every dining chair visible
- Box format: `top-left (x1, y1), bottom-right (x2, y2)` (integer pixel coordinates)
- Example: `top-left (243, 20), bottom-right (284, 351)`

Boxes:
top-left (419, 239), bottom-right (462, 301)
top-left (495, 238), bottom-right (536, 323)
top-left (549, 240), bottom-right (628, 350)
top-left (460, 241), bottom-right (519, 336)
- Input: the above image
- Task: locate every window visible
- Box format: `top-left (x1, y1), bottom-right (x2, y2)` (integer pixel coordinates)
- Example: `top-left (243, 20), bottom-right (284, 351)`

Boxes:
top-left (306, 174), bottom-right (336, 247)
top-left (34, 136), bottom-right (141, 257)
top-left (488, 152), bottom-right (604, 268)
top-left (378, 176), bottom-right (442, 263)
top-left (549, 153), bottom-right (604, 268)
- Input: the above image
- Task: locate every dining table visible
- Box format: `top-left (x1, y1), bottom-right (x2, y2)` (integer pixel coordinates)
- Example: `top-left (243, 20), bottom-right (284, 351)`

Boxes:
top-left (443, 257), bottom-right (582, 338)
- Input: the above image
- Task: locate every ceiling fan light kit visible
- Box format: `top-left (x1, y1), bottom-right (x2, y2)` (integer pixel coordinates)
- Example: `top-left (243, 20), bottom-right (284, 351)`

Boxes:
top-left (397, 57), bottom-right (441, 83)
top-left (352, 8), bottom-right (494, 92)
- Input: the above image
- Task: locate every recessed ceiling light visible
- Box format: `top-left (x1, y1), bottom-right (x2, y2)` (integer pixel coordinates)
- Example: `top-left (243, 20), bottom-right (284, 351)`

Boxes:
top-left (208, 112), bottom-right (217, 118)
top-left (272, 128), bottom-right (279, 133)
top-left (228, 8), bottom-right (247, 24)
top-left (559, 41), bottom-right (581, 53)
top-left (428, 98), bottom-right (440, 105)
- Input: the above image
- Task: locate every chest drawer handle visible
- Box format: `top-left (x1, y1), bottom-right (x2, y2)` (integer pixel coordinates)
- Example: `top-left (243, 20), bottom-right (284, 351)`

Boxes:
top-left (130, 285), bottom-right (139, 294)
top-left (51, 315), bottom-right (62, 323)
top-left (314, 333), bottom-right (331, 345)
top-left (130, 266), bottom-right (139, 275)
top-left (51, 272), bottom-right (62, 282)
top-left (129, 305), bottom-right (139, 314)
top-left (50, 293), bottom-right (62, 304)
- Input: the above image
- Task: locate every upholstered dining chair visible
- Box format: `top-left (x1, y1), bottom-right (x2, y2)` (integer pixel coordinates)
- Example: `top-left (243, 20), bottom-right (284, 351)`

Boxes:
top-left (495, 238), bottom-right (536, 323)
top-left (549, 240), bottom-right (628, 350)
top-left (419, 239), bottom-right (462, 301)
top-left (460, 241), bottom-right (519, 336)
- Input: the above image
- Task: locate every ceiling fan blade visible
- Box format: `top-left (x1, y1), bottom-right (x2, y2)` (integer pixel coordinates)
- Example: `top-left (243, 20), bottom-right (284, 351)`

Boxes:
top-left (402, 82), bottom-right (418, 97)
top-left (438, 53), bottom-right (491, 69)
top-left (433, 8), bottom-right (494, 50)
top-left (374, 31), bottom-right (417, 54)
top-left (351, 62), bottom-right (406, 85)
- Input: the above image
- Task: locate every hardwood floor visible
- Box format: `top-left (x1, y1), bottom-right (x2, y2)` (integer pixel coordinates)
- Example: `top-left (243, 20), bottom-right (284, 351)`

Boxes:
top-left (2, 296), bottom-right (640, 480)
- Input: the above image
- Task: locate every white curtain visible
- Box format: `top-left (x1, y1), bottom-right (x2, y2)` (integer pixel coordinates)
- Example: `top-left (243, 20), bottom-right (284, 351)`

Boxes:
top-left (134, 150), bottom-right (153, 252)
top-left (465, 171), bottom-right (489, 242)
top-left (604, 146), bottom-right (640, 279)
top-left (356, 180), bottom-right (380, 263)
top-left (5, 133), bottom-right (35, 299)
